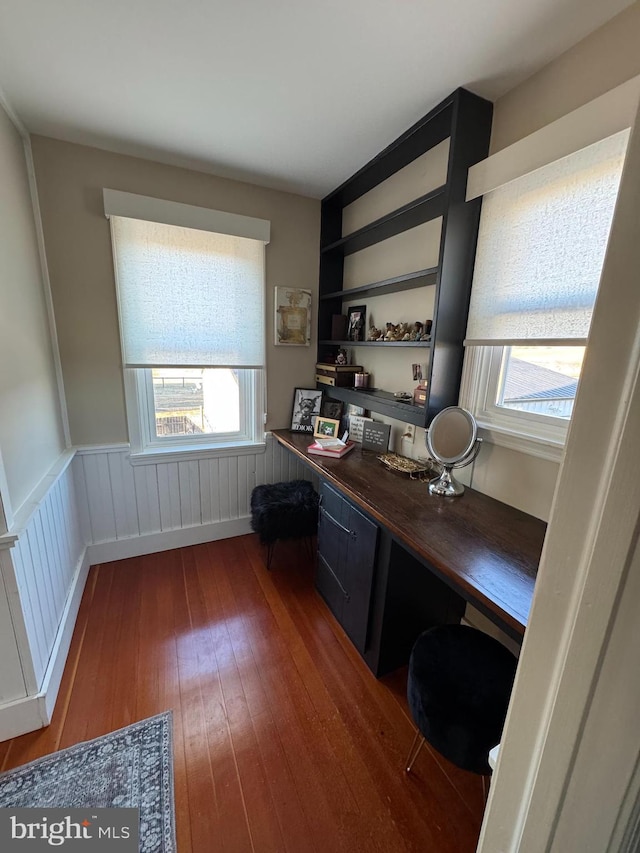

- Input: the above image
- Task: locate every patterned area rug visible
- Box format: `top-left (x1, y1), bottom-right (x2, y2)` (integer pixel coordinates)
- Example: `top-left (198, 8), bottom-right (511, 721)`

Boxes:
top-left (0, 712), bottom-right (175, 852)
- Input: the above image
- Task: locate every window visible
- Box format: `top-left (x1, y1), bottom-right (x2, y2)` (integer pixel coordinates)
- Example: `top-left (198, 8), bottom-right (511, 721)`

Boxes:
top-left (104, 190), bottom-right (269, 460)
top-left (461, 129), bottom-right (628, 459)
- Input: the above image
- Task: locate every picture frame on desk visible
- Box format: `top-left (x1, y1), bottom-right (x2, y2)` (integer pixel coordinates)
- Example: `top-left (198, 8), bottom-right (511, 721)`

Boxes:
top-left (290, 387), bottom-right (323, 433)
top-left (320, 398), bottom-right (344, 422)
top-left (313, 416), bottom-right (341, 439)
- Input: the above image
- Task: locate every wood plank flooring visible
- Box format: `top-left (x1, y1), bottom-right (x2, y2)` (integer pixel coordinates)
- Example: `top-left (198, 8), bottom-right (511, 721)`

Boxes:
top-left (1, 534), bottom-right (485, 852)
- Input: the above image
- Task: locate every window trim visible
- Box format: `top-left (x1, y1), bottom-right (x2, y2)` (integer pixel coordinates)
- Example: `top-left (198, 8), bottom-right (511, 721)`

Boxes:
top-left (459, 346), bottom-right (567, 463)
top-left (124, 368), bottom-right (266, 465)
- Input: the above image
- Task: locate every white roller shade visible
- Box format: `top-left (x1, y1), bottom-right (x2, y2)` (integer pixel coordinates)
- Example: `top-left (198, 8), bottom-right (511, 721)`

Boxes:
top-left (110, 216), bottom-right (266, 368)
top-left (465, 130), bottom-right (628, 346)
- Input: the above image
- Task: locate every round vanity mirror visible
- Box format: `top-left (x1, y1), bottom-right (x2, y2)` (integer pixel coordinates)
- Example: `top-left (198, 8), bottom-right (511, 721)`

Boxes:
top-left (426, 407), bottom-right (482, 497)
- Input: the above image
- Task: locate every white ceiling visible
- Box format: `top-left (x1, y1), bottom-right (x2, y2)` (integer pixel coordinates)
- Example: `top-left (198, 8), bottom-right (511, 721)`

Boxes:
top-left (0, 0), bottom-right (632, 198)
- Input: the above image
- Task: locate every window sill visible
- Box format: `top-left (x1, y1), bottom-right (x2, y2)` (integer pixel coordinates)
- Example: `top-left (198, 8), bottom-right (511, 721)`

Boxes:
top-left (128, 440), bottom-right (267, 466)
top-left (476, 420), bottom-right (565, 463)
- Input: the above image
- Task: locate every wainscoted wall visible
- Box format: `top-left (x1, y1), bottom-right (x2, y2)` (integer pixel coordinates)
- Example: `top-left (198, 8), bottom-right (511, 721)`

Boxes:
top-left (76, 433), bottom-right (313, 564)
top-left (0, 452), bottom-right (88, 739)
top-left (0, 434), bottom-right (313, 741)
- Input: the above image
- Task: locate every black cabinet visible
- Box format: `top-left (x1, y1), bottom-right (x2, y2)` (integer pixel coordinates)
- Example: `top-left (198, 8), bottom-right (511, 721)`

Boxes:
top-left (317, 88), bottom-right (493, 427)
top-left (316, 482), bottom-right (378, 653)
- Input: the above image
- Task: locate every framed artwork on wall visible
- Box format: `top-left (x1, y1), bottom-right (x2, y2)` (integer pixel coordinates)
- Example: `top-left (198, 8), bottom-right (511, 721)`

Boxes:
top-left (275, 287), bottom-right (312, 346)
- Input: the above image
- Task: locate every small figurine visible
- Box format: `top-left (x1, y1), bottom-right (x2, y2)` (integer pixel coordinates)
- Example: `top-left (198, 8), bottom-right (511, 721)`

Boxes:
top-left (336, 348), bottom-right (348, 365)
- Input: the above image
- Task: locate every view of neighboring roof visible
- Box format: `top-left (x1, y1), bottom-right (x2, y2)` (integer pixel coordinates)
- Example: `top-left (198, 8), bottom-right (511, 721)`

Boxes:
top-left (503, 358), bottom-right (579, 403)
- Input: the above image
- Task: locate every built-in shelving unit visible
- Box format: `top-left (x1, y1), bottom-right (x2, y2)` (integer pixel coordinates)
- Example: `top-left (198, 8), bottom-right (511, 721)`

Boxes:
top-left (319, 340), bottom-right (431, 348)
top-left (318, 386), bottom-right (426, 427)
top-left (317, 88), bottom-right (493, 426)
top-left (319, 268), bottom-right (438, 301)
top-left (321, 187), bottom-right (446, 256)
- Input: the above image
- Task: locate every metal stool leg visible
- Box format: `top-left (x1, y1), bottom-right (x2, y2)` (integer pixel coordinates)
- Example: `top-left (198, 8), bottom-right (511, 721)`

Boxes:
top-left (266, 541), bottom-right (276, 570)
top-left (405, 729), bottom-right (426, 772)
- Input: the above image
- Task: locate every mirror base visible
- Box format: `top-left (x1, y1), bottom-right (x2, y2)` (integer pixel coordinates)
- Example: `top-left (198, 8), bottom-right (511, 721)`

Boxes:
top-left (428, 468), bottom-right (465, 497)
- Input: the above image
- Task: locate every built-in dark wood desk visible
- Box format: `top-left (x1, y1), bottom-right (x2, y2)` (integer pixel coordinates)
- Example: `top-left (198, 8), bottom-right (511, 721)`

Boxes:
top-left (273, 430), bottom-right (546, 674)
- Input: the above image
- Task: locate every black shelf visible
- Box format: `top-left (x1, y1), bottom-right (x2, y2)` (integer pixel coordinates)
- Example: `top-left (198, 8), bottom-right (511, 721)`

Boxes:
top-left (324, 96), bottom-right (455, 208)
top-left (317, 88), bottom-right (493, 427)
top-left (321, 187), bottom-right (445, 257)
top-left (320, 268), bottom-right (438, 301)
top-left (319, 340), bottom-right (431, 348)
top-left (317, 385), bottom-right (426, 427)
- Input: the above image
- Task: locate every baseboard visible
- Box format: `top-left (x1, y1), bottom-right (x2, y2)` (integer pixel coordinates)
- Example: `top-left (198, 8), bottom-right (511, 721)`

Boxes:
top-left (0, 546), bottom-right (90, 742)
top-left (0, 692), bottom-right (45, 742)
top-left (41, 547), bottom-right (91, 722)
top-left (87, 517), bottom-right (253, 564)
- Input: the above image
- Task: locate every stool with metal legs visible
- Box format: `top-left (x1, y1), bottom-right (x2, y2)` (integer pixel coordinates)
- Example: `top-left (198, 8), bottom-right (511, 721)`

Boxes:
top-left (405, 624), bottom-right (517, 783)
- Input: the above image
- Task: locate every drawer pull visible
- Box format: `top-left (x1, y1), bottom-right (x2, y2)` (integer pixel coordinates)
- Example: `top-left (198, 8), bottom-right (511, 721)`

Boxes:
top-left (318, 553), bottom-right (350, 601)
top-left (319, 506), bottom-right (354, 538)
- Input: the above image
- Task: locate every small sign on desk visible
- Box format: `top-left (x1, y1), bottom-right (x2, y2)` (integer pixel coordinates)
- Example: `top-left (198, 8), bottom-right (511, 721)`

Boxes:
top-left (362, 421), bottom-right (391, 452)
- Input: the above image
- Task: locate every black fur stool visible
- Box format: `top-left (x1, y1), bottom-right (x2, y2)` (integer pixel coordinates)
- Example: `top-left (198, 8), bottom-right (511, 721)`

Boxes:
top-left (250, 480), bottom-right (319, 570)
top-left (405, 624), bottom-right (518, 777)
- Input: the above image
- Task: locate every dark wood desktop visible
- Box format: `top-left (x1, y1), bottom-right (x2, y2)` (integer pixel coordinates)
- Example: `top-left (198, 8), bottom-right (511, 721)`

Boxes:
top-left (273, 429), bottom-right (546, 675)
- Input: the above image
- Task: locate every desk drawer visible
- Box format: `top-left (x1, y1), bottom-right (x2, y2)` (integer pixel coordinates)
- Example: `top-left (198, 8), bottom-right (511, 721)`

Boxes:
top-left (317, 483), bottom-right (378, 653)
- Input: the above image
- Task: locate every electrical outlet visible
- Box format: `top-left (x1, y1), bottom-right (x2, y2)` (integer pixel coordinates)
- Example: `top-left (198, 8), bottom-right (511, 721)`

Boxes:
top-left (402, 424), bottom-right (416, 444)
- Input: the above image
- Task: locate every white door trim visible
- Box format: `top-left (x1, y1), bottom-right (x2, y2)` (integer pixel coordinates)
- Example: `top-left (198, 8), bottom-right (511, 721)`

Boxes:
top-left (478, 100), bottom-right (640, 851)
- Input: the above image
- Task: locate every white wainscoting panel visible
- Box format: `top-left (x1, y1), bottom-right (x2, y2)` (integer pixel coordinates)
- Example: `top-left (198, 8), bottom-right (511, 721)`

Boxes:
top-left (0, 451), bottom-right (88, 740)
top-left (6, 455), bottom-right (85, 691)
top-left (76, 434), bottom-right (315, 558)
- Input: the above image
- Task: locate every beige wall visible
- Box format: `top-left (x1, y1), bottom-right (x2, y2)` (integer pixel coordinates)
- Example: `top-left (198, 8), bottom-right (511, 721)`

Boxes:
top-left (0, 107), bottom-right (64, 514)
top-left (463, 1), bottom-right (640, 522)
top-left (491, 1), bottom-right (640, 153)
top-left (30, 137), bottom-right (320, 445)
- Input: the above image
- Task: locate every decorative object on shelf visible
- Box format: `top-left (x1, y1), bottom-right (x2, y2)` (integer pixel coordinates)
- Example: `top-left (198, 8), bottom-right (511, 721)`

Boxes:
top-left (354, 372), bottom-right (370, 388)
top-left (321, 397), bottom-right (344, 421)
top-left (413, 383), bottom-right (428, 405)
top-left (412, 363), bottom-right (424, 381)
top-left (426, 406), bottom-right (483, 497)
top-left (275, 287), bottom-right (312, 346)
top-left (362, 421), bottom-right (392, 452)
top-left (331, 314), bottom-right (349, 341)
top-left (367, 318), bottom-right (384, 341)
top-left (348, 414), bottom-right (373, 443)
top-left (377, 452), bottom-right (432, 479)
top-left (335, 348), bottom-right (348, 365)
top-left (313, 415), bottom-right (341, 439)
top-left (315, 361), bottom-right (363, 387)
top-left (290, 387), bottom-right (323, 433)
top-left (347, 305), bottom-right (366, 341)
top-left (394, 391), bottom-right (412, 401)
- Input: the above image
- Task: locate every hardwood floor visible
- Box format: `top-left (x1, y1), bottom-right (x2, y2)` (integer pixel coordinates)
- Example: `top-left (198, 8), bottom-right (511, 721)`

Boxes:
top-left (1, 534), bottom-right (485, 852)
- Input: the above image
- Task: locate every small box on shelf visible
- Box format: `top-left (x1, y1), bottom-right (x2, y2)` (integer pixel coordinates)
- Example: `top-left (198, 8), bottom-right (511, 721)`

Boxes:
top-left (316, 363), bottom-right (363, 387)
top-left (413, 383), bottom-right (428, 405)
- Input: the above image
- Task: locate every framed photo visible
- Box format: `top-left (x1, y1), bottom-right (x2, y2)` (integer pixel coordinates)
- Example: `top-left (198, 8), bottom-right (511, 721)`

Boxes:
top-left (320, 398), bottom-right (344, 422)
top-left (275, 287), bottom-right (312, 346)
top-left (347, 305), bottom-right (366, 342)
top-left (313, 416), bottom-right (341, 439)
top-left (290, 388), bottom-right (323, 433)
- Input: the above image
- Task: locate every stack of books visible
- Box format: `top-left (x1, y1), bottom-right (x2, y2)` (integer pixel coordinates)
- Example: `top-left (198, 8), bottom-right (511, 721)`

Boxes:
top-left (307, 438), bottom-right (355, 458)
top-left (315, 363), bottom-right (363, 387)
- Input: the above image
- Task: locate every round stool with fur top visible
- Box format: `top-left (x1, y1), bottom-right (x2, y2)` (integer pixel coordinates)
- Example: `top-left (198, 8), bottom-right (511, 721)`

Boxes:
top-left (406, 624), bottom-right (518, 777)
